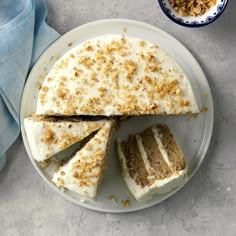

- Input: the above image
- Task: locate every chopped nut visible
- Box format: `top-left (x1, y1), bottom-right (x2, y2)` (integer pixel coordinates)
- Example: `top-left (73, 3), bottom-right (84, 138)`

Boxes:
top-left (57, 177), bottom-right (64, 185)
top-left (178, 98), bottom-right (190, 107)
top-left (183, 100), bottom-right (189, 106)
top-left (36, 82), bottom-right (42, 90)
top-left (122, 26), bottom-right (127, 32)
top-left (107, 195), bottom-right (117, 204)
top-left (121, 199), bottom-right (130, 207)
top-left (139, 40), bottom-right (146, 47)
top-left (144, 64), bottom-right (159, 72)
top-left (85, 45), bottom-right (93, 51)
top-left (60, 76), bottom-right (67, 81)
top-left (41, 129), bottom-right (55, 143)
top-left (175, 88), bottom-right (181, 95)
top-left (41, 86), bottom-right (48, 92)
top-left (38, 160), bottom-right (50, 169)
top-left (97, 87), bottom-right (107, 93)
top-left (200, 106), bottom-right (208, 112)
top-left (77, 56), bottom-right (93, 68)
top-left (74, 68), bottom-right (83, 77)
top-left (121, 35), bottom-right (126, 44)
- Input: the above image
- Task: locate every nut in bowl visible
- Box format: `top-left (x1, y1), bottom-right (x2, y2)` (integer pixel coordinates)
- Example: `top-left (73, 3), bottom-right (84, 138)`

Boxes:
top-left (158, 0), bottom-right (228, 27)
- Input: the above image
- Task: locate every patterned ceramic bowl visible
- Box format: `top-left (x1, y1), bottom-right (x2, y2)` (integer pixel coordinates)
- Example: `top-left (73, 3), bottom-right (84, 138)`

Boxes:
top-left (158, 0), bottom-right (228, 27)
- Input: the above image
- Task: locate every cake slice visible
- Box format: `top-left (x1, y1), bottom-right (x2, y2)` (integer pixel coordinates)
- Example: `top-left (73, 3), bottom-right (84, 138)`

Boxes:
top-left (52, 120), bottom-right (114, 198)
top-left (24, 116), bottom-right (107, 162)
top-left (117, 124), bottom-right (187, 202)
top-left (36, 35), bottom-right (199, 116)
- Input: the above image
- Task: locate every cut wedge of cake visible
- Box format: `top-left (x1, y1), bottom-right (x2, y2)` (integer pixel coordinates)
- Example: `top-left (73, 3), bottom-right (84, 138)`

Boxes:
top-left (24, 116), bottom-right (107, 162)
top-left (36, 35), bottom-right (199, 116)
top-left (117, 124), bottom-right (187, 202)
top-left (52, 120), bottom-right (114, 198)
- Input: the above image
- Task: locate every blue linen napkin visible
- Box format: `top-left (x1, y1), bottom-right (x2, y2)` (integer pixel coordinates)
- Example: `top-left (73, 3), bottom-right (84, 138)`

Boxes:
top-left (0, 0), bottom-right (60, 170)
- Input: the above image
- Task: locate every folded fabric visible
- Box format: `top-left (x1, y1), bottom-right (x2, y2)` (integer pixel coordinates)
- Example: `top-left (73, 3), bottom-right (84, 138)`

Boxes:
top-left (0, 0), bottom-right (60, 171)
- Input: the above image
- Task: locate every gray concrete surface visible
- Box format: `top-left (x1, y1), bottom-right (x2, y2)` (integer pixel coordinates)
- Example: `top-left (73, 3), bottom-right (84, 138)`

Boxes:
top-left (1, 0), bottom-right (236, 235)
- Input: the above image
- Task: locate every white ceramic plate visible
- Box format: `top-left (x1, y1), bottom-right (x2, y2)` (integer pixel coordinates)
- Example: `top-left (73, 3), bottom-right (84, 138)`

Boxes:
top-left (20, 19), bottom-right (214, 213)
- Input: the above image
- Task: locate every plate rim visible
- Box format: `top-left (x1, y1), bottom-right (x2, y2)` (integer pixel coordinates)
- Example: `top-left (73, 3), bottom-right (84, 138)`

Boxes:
top-left (20, 18), bottom-right (214, 213)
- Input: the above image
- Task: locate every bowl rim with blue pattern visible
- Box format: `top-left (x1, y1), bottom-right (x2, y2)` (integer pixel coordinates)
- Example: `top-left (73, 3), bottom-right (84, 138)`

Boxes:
top-left (158, 0), bottom-right (228, 27)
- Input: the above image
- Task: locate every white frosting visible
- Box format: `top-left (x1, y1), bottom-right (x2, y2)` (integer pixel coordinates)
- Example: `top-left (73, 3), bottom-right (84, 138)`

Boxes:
top-left (136, 134), bottom-right (155, 175)
top-left (24, 117), bottom-right (106, 162)
top-left (117, 141), bottom-right (152, 202)
top-left (36, 35), bottom-right (199, 116)
top-left (52, 121), bottom-right (113, 198)
top-left (152, 126), bottom-right (172, 167)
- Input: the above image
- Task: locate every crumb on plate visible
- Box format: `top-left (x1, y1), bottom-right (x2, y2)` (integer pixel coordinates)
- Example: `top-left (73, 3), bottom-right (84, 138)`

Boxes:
top-left (107, 195), bottom-right (117, 204)
top-left (121, 199), bottom-right (130, 207)
top-left (38, 160), bottom-right (50, 168)
top-left (122, 26), bottom-right (127, 32)
top-left (200, 106), bottom-right (208, 112)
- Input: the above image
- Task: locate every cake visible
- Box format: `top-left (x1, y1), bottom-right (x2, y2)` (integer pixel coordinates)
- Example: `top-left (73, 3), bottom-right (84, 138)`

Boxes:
top-left (52, 120), bottom-right (114, 198)
top-left (117, 124), bottom-right (187, 202)
top-left (36, 35), bottom-right (199, 116)
top-left (24, 116), bottom-right (107, 162)
top-left (23, 34), bottom-right (199, 202)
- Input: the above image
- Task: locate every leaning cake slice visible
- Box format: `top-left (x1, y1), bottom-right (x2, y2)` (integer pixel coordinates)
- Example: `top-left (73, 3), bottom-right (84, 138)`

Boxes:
top-left (117, 124), bottom-right (187, 202)
top-left (24, 116), bottom-right (107, 162)
top-left (52, 120), bottom-right (114, 198)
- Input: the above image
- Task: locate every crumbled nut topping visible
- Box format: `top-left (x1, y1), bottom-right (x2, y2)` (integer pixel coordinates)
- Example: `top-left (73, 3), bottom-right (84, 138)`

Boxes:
top-left (41, 86), bottom-right (49, 92)
top-left (41, 129), bottom-right (55, 144)
top-left (36, 82), bottom-right (42, 90)
top-left (139, 40), bottom-right (146, 47)
top-left (78, 56), bottom-right (94, 68)
top-left (59, 133), bottom-right (78, 149)
top-left (57, 177), bottom-right (64, 185)
top-left (169, 0), bottom-right (216, 16)
top-left (55, 122), bottom-right (113, 188)
top-left (85, 45), bottom-right (93, 51)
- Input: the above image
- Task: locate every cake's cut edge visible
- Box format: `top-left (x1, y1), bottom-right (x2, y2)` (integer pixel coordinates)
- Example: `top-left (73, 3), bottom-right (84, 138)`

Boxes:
top-left (117, 124), bottom-right (188, 202)
top-left (24, 116), bottom-right (107, 162)
top-left (117, 139), bottom-right (152, 202)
